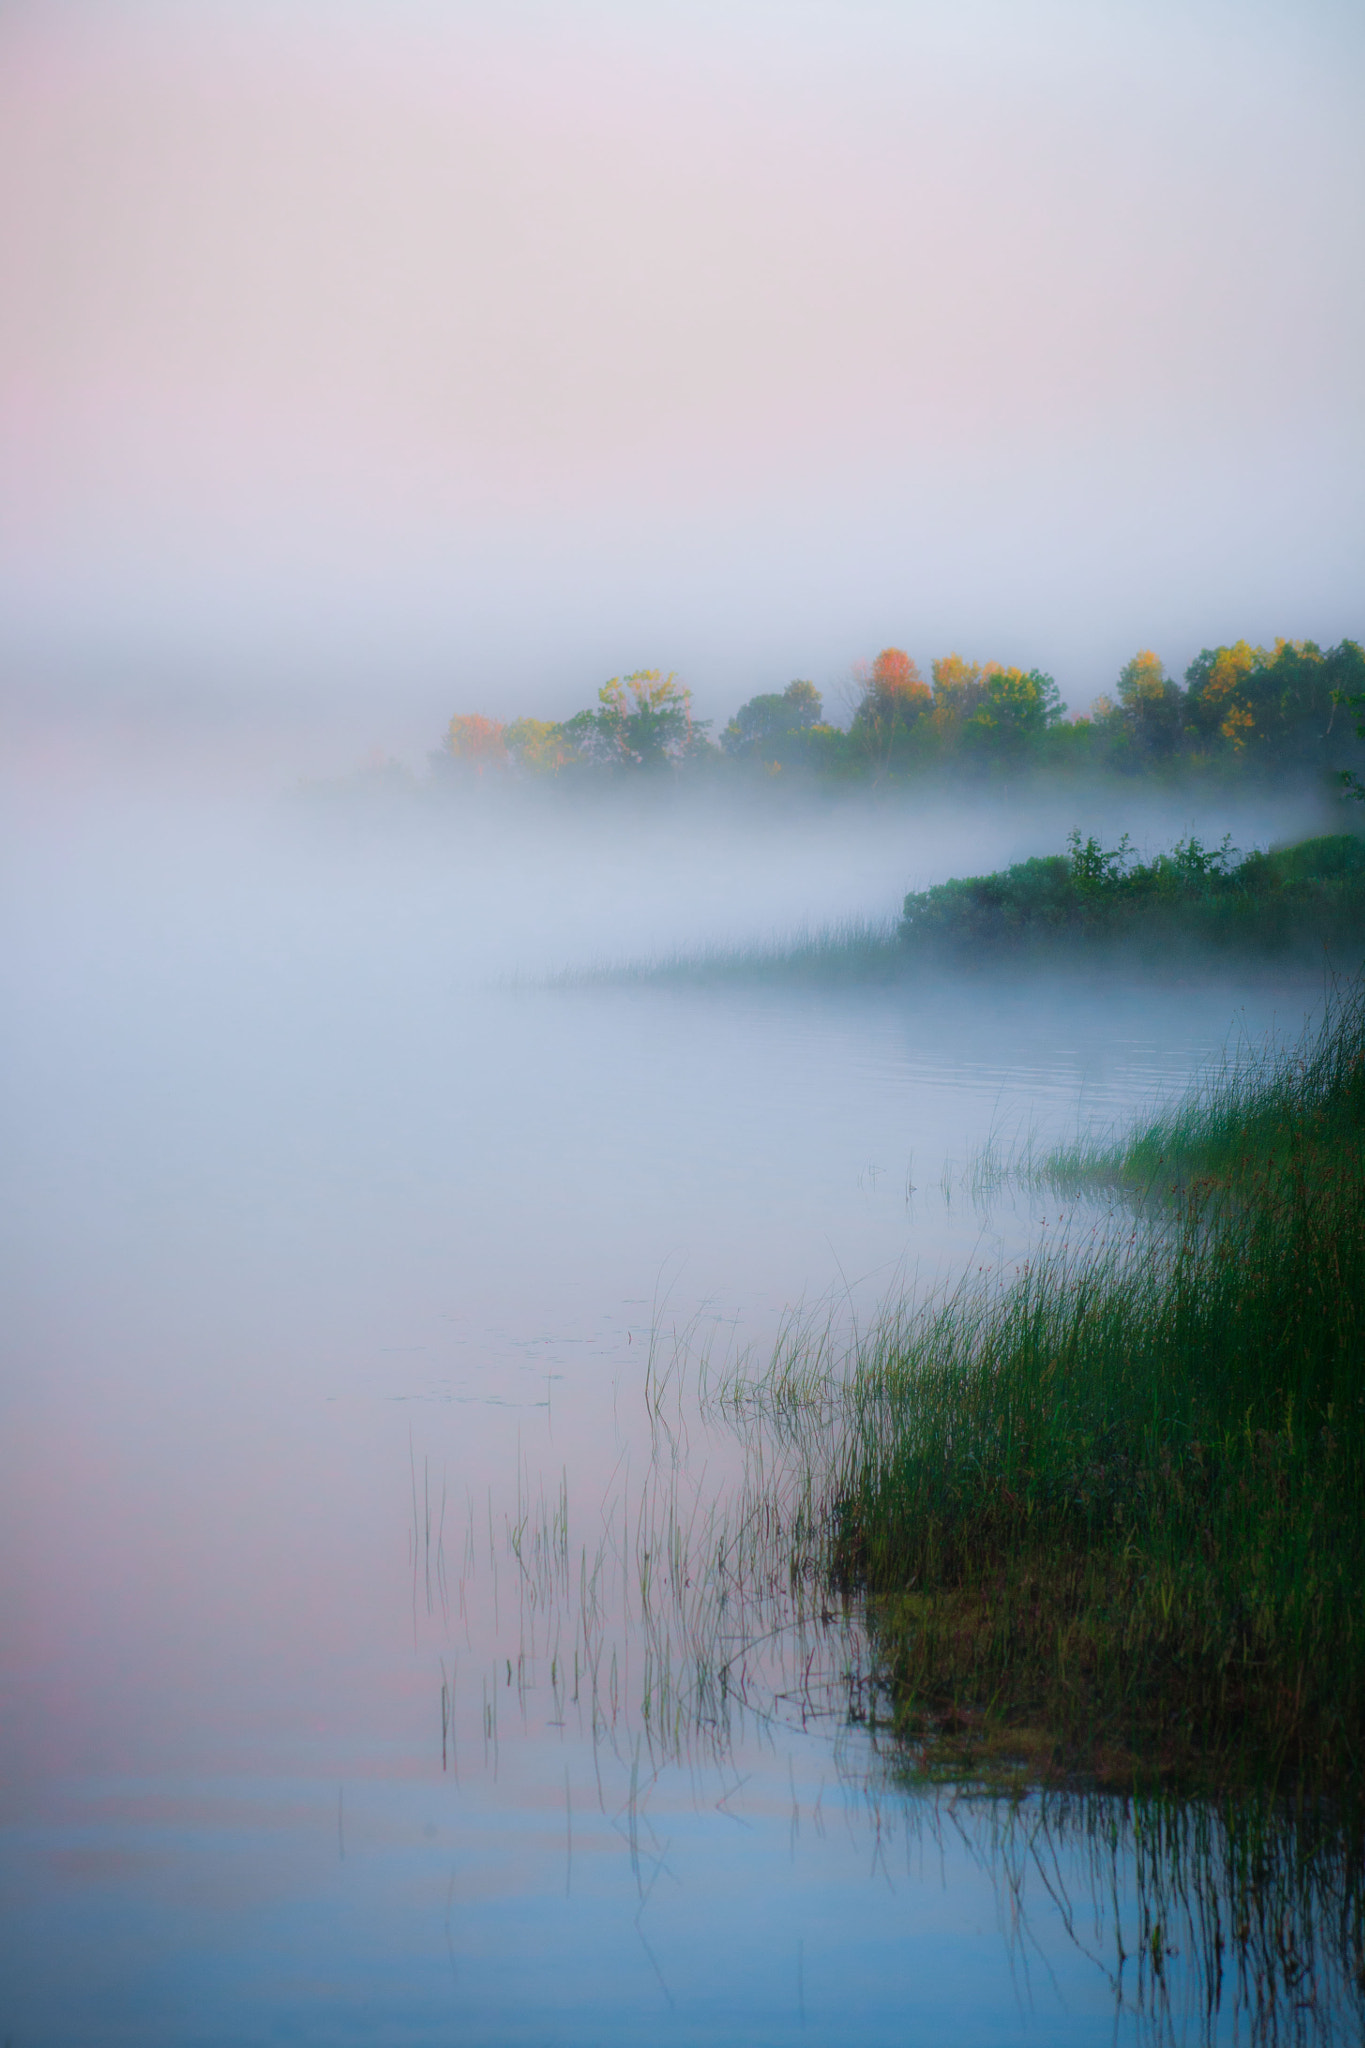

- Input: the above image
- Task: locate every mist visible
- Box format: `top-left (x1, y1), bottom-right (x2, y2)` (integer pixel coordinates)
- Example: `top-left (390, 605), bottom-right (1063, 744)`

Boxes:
top-left (3, 2), bottom-right (1364, 2040)
top-left (2, 0), bottom-right (1362, 766)
top-left (5, 738), bottom-right (1349, 2036)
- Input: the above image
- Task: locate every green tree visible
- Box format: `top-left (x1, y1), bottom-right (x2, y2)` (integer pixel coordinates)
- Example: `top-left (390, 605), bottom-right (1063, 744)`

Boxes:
top-left (562, 670), bottom-right (708, 771)
top-left (1105, 650), bottom-right (1186, 763)
top-left (505, 718), bottom-right (575, 775)
top-left (963, 666), bottom-right (1065, 756)
top-left (1185, 642), bottom-right (1259, 748)
top-left (722, 679), bottom-right (824, 763)
top-left (1186, 638), bottom-right (1363, 768)
top-left (1325, 640), bottom-right (1365, 800)
top-left (927, 654), bottom-right (990, 749)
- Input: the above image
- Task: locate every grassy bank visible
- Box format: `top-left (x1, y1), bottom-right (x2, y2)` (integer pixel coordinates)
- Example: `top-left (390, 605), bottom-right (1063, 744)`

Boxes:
top-left (816, 986), bottom-right (1365, 1794)
top-left (553, 832), bottom-right (1365, 988)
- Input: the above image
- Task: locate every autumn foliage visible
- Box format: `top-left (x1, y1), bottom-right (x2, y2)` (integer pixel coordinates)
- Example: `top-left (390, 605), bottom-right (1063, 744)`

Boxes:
top-left (431, 635), bottom-right (1365, 790)
top-left (444, 714), bottom-right (508, 769)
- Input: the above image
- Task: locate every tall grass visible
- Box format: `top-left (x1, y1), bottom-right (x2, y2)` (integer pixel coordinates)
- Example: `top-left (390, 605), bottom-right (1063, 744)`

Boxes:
top-left (545, 915), bottom-right (900, 989)
top-left (1046, 983), bottom-right (1365, 1195)
top-left (811, 986), bottom-right (1365, 1792)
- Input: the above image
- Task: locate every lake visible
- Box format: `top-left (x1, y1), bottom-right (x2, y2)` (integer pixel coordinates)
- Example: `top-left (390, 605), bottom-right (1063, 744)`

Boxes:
top-left (1, 774), bottom-right (1357, 2043)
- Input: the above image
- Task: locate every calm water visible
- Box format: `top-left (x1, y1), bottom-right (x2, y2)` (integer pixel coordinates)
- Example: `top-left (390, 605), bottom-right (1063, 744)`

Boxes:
top-left (1, 779), bottom-right (1356, 2043)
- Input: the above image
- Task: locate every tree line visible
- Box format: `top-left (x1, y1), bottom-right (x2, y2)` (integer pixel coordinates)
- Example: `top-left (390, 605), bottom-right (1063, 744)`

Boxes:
top-left (433, 637), bottom-right (1365, 787)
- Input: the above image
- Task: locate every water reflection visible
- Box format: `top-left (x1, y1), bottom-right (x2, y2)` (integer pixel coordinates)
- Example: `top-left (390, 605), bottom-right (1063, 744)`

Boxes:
top-left (393, 1311), bottom-right (1365, 2047)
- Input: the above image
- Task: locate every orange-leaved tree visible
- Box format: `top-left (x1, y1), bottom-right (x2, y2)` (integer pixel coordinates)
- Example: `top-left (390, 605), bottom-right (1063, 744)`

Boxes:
top-left (850, 647), bottom-right (931, 769)
top-left (444, 714), bottom-right (509, 772)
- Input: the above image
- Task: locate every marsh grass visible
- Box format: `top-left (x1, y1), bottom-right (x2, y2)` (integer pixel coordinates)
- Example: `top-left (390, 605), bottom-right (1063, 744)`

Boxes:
top-left (433, 1283), bottom-right (1365, 2045)
top-left (421, 1148), bottom-right (1365, 2039)
top-left (800, 984), bottom-right (1365, 1796)
top-left (546, 915), bottom-right (900, 989)
top-left (1043, 985), bottom-right (1365, 1198)
top-left (422, 991), bottom-right (1365, 2040)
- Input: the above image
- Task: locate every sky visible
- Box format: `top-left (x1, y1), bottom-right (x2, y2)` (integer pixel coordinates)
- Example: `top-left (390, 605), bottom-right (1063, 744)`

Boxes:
top-left (0, 0), bottom-right (1361, 764)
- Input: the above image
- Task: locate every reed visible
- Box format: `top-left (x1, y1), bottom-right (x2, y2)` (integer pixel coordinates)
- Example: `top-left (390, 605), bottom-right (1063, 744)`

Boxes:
top-left (813, 985), bottom-right (1365, 1792)
top-left (546, 915), bottom-right (901, 989)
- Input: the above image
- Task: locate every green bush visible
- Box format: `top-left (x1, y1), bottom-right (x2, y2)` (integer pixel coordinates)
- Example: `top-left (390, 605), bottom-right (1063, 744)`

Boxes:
top-left (899, 831), bottom-right (1365, 959)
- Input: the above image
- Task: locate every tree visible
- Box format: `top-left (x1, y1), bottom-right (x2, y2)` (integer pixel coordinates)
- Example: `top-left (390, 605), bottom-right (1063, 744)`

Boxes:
top-left (1184, 638), bottom-right (1362, 766)
top-left (505, 718), bottom-right (576, 776)
top-left (963, 666), bottom-right (1065, 755)
top-left (561, 670), bottom-right (708, 772)
top-left (1251, 638), bottom-right (1360, 769)
top-left (869, 647), bottom-right (929, 704)
top-left (1185, 642), bottom-right (1259, 748)
top-left (850, 647), bottom-right (931, 770)
top-left (440, 714), bottom-right (508, 774)
top-left (1324, 640), bottom-right (1365, 800)
top-left (927, 654), bottom-right (990, 746)
top-left (1111, 650), bottom-right (1185, 761)
top-left (722, 680), bottom-right (824, 762)
top-left (1117, 650), bottom-right (1166, 703)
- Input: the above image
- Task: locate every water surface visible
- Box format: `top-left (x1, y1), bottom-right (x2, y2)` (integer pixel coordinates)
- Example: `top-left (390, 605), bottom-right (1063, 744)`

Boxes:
top-left (1, 781), bottom-right (1354, 2043)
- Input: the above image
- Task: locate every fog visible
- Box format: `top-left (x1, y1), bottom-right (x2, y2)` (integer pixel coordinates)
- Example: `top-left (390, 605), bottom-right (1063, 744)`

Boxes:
top-left (3, 0), bottom-right (1363, 2036)
top-left (2, 0), bottom-right (1362, 759)
top-left (1, 749), bottom-right (1344, 2037)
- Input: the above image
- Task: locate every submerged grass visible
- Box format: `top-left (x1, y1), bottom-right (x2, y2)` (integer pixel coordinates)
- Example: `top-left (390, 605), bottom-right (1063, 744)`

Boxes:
top-left (775, 985), bottom-right (1365, 1796)
top-left (941, 1778), bottom-right (1365, 2044)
